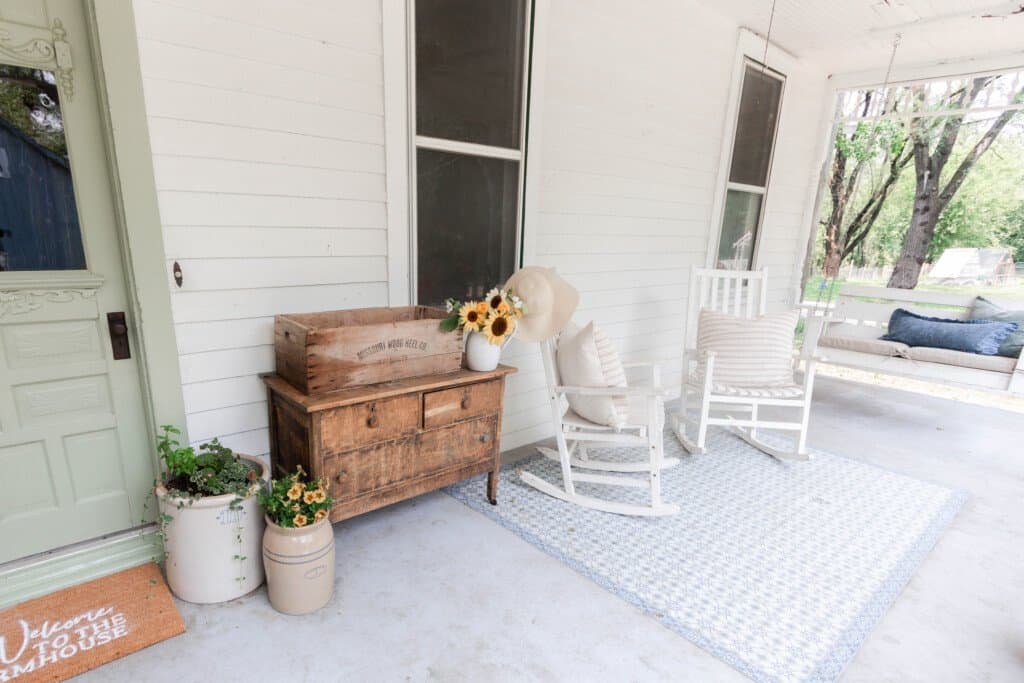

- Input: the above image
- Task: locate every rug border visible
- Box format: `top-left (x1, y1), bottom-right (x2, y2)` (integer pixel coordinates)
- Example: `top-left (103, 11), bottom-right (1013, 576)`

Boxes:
top-left (805, 487), bottom-right (965, 682)
top-left (446, 449), bottom-right (966, 683)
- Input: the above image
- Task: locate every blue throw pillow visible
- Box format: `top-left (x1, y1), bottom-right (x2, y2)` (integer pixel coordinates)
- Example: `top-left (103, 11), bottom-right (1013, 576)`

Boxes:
top-left (880, 308), bottom-right (1018, 355)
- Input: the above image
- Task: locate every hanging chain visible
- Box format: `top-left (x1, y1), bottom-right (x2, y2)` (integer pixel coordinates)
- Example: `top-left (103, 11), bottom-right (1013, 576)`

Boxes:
top-left (761, 0), bottom-right (777, 72)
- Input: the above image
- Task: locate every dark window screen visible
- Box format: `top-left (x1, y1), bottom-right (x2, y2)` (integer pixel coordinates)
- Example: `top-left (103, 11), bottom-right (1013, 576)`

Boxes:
top-left (415, 0), bottom-right (526, 148)
top-left (416, 149), bottom-right (519, 305)
top-left (728, 64), bottom-right (783, 187)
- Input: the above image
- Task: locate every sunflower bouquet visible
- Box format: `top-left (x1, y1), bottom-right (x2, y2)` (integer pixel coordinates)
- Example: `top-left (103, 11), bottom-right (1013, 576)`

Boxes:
top-left (259, 467), bottom-right (333, 528)
top-left (440, 286), bottom-right (525, 345)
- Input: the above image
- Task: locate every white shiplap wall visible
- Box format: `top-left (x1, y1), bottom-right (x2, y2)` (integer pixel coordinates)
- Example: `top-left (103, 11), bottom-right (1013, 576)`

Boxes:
top-left (132, 0), bottom-right (828, 455)
top-left (500, 0), bottom-right (828, 449)
top-left (133, 0), bottom-right (388, 454)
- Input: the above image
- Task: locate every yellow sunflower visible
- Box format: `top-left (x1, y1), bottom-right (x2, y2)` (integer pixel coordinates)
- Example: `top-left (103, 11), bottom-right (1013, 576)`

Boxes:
top-left (486, 289), bottom-right (505, 310)
top-left (303, 490), bottom-right (317, 504)
top-left (314, 509), bottom-right (328, 522)
top-left (497, 300), bottom-right (510, 314)
top-left (482, 311), bottom-right (513, 345)
top-left (286, 483), bottom-right (304, 501)
top-left (293, 513), bottom-right (308, 527)
top-left (475, 301), bottom-right (489, 316)
top-left (458, 302), bottom-right (484, 331)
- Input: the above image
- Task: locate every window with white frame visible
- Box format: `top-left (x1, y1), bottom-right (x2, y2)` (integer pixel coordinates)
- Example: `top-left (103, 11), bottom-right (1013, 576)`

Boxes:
top-left (715, 60), bottom-right (785, 271)
top-left (411, 0), bottom-right (531, 305)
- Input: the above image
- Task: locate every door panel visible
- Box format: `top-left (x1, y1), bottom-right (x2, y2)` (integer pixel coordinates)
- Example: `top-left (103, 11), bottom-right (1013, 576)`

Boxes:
top-left (0, 0), bottom-right (154, 563)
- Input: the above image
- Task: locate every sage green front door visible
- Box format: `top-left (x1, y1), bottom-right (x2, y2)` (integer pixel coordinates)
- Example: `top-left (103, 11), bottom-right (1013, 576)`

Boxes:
top-left (0, 0), bottom-right (154, 563)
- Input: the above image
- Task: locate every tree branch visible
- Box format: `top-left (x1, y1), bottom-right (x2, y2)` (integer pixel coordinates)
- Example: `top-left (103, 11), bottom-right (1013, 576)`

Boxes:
top-left (937, 96), bottom-right (1022, 213)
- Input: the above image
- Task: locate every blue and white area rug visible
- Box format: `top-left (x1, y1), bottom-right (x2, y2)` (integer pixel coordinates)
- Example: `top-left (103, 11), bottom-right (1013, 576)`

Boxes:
top-left (446, 426), bottom-right (965, 683)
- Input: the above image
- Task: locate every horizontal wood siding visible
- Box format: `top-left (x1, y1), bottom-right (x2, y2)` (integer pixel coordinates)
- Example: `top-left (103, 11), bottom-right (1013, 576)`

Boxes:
top-left (133, 0), bottom-right (386, 455)
top-left (134, 0), bottom-right (827, 456)
top-left (501, 0), bottom-right (827, 450)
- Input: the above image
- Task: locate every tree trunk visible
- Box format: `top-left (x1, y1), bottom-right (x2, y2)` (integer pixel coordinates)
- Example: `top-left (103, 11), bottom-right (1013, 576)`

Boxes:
top-left (819, 145), bottom-right (849, 277)
top-left (888, 176), bottom-right (939, 288)
top-left (887, 77), bottom-right (1020, 289)
top-left (822, 228), bottom-right (845, 277)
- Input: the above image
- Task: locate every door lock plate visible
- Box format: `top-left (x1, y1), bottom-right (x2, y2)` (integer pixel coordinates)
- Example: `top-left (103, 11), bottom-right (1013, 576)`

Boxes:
top-left (107, 312), bottom-right (131, 360)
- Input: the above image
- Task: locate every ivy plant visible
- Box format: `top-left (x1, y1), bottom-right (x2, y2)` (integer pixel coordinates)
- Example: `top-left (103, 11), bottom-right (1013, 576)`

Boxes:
top-left (156, 425), bottom-right (259, 502)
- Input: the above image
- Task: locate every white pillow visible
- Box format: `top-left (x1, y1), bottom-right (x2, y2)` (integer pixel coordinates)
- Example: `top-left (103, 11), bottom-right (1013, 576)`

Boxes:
top-left (556, 322), bottom-right (628, 428)
top-left (696, 308), bottom-right (799, 387)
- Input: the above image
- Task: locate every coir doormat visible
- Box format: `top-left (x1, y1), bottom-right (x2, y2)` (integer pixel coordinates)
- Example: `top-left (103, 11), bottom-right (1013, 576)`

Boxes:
top-left (0, 563), bottom-right (185, 682)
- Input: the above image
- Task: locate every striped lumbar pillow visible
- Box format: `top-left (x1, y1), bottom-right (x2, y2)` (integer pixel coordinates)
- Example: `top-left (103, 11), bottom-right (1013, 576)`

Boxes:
top-left (696, 308), bottom-right (799, 387)
top-left (556, 321), bottom-right (629, 428)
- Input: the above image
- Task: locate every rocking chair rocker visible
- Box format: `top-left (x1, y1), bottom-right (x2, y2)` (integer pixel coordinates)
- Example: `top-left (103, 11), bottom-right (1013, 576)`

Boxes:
top-left (520, 328), bottom-right (681, 517)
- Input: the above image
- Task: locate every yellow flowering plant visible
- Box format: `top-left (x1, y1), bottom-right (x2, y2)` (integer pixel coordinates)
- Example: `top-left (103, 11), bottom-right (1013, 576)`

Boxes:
top-left (439, 286), bottom-right (525, 346)
top-left (259, 467), bottom-right (332, 528)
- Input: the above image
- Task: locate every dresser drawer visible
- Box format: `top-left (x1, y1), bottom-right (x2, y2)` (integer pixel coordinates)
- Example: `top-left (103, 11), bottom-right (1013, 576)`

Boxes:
top-left (319, 394), bottom-right (420, 454)
top-left (327, 415), bottom-right (497, 502)
top-left (423, 379), bottom-right (503, 429)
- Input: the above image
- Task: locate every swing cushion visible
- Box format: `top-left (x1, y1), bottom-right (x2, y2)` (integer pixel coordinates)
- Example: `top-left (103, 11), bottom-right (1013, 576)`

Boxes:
top-left (696, 308), bottom-right (799, 387)
top-left (556, 322), bottom-right (629, 428)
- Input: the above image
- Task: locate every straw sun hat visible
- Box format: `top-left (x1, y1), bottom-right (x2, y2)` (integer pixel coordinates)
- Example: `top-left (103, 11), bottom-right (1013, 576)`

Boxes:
top-left (503, 267), bottom-right (579, 342)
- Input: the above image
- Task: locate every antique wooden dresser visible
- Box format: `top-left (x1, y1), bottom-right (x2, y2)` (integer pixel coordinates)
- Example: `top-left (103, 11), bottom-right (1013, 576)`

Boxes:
top-left (263, 365), bottom-right (516, 521)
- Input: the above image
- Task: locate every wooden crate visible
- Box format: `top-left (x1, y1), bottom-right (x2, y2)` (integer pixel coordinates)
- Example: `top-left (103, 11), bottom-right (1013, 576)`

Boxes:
top-left (274, 306), bottom-right (463, 395)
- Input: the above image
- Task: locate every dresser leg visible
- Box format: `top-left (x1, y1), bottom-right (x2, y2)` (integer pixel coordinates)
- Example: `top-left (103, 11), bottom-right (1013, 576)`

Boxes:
top-left (487, 469), bottom-right (498, 505)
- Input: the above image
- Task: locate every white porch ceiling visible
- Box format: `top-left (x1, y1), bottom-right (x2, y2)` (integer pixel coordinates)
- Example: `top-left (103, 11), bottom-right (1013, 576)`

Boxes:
top-left (699, 0), bottom-right (1024, 77)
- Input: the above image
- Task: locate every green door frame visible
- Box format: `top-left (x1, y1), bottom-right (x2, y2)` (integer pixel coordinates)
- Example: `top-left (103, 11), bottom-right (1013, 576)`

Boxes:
top-left (0, 0), bottom-right (185, 608)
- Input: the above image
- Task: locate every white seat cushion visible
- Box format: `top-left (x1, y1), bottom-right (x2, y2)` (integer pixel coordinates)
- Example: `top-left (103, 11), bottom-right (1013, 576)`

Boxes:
top-left (905, 346), bottom-right (1016, 373)
top-left (684, 376), bottom-right (805, 398)
top-left (695, 308), bottom-right (799, 387)
top-left (556, 322), bottom-right (629, 428)
top-left (819, 334), bottom-right (910, 357)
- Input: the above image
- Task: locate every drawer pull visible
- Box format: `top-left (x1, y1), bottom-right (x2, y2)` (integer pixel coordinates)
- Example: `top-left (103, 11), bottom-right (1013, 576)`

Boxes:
top-left (461, 395), bottom-right (471, 410)
top-left (335, 471), bottom-right (346, 483)
top-left (367, 414), bottom-right (379, 428)
top-left (479, 433), bottom-right (491, 443)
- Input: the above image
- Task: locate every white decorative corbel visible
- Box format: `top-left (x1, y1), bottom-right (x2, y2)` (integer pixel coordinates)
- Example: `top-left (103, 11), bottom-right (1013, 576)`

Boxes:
top-left (51, 18), bottom-right (73, 101)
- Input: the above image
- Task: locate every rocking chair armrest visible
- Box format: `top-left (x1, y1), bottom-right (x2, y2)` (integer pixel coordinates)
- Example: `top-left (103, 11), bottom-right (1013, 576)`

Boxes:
top-left (800, 315), bottom-right (830, 359)
top-left (554, 384), bottom-right (666, 398)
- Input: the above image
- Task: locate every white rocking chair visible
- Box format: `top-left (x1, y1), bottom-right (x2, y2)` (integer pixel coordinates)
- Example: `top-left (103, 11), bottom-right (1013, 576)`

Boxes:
top-left (672, 268), bottom-right (817, 461)
top-left (520, 330), bottom-right (681, 516)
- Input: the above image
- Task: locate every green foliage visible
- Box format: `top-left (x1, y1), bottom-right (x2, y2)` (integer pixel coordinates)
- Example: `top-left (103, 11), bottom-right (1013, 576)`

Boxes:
top-left (0, 66), bottom-right (66, 156)
top-left (834, 120), bottom-right (906, 162)
top-left (259, 468), bottom-right (333, 528)
top-left (439, 298), bottom-right (462, 332)
top-left (156, 425), bottom-right (258, 500)
top-left (818, 118), bottom-right (1024, 269)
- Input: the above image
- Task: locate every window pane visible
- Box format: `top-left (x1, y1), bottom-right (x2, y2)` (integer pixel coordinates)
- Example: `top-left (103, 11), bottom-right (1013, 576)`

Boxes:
top-left (0, 64), bottom-right (84, 271)
top-left (717, 190), bottom-right (761, 270)
top-left (416, 149), bottom-right (519, 305)
top-left (416, 0), bottom-right (525, 148)
top-left (728, 65), bottom-right (783, 187)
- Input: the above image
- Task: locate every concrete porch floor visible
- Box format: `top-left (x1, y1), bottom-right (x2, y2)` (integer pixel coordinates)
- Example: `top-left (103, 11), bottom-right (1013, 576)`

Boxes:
top-left (79, 377), bottom-right (1024, 682)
